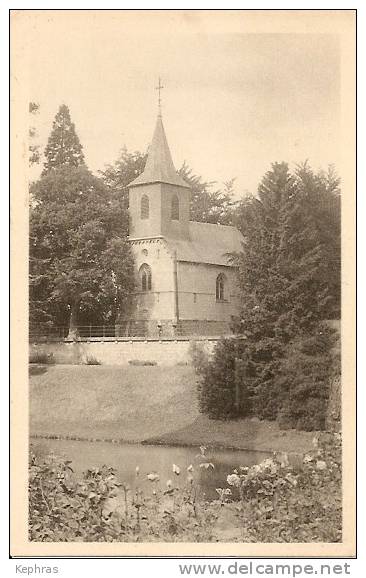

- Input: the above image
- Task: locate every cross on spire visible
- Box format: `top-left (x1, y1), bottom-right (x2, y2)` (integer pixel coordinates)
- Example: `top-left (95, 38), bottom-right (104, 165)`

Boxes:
top-left (155, 77), bottom-right (164, 117)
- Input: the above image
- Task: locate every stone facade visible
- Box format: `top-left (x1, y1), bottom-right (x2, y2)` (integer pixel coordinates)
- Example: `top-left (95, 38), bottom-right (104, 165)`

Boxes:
top-left (30, 339), bottom-right (216, 366)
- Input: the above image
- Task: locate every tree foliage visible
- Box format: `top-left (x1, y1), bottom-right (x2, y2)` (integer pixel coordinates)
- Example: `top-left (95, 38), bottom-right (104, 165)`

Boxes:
top-left (197, 161), bottom-right (341, 429)
top-left (99, 146), bottom-right (147, 230)
top-left (99, 151), bottom-right (238, 226)
top-left (30, 105), bottom-right (134, 331)
top-left (30, 165), bottom-right (134, 329)
top-left (43, 104), bottom-right (85, 174)
top-left (29, 102), bottom-right (41, 166)
top-left (178, 162), bottom-right (237, 224)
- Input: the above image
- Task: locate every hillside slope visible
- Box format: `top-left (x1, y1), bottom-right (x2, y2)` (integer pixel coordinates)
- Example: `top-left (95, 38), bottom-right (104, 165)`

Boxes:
top-left (30, 365), bottom-right (199, 441)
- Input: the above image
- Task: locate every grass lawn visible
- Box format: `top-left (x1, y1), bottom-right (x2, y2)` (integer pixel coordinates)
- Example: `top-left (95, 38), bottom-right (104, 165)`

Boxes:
top-left (30, 364), bottom-right (199, 442)
top-left (146, 415), bottom-right (314, 454)
top-left (30, 364), bottom-right (313, 453)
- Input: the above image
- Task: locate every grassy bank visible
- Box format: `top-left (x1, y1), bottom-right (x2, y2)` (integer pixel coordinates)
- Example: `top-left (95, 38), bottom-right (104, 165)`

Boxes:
top-left (30, 364), bottom-right (313, 453)
top-left (145, 416), bottom-right (314, 454)
top-left (30, 364), bottom-right (199, 442)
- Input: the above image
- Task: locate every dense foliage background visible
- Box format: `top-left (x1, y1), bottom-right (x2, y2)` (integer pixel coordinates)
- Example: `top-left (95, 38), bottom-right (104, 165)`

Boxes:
top-left (193, 162), bottom-right (341, 431)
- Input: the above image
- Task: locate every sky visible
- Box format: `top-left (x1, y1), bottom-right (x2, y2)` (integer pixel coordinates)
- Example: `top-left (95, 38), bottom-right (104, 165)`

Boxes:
top-left (26, 11), bottom-right (341, 197)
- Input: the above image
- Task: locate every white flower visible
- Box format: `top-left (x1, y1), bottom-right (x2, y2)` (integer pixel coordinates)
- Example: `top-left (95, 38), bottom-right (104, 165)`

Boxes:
top-left (187, 464), bottom-right (194, 472)
top-left (166, 479), bottom-right (173, 489)
top-left (173, 464), bottom-right (180, 475)
top-left (316, 460), bottom-right (327, 471)
top-left (285, 473), bottom-right (298, 486)
top-left (135, 466), bottom-right (140, 475)
top-left (227, 473), bottom-right (241, 487)
top-left (262, 458), bottom-right (277, 469)
top-left (147, 472), bottom-right (159, 482)
top-left (303, 454), bottom-right (313, 464)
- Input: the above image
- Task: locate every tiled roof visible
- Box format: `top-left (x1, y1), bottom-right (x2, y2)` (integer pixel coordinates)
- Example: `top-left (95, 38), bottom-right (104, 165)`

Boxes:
top-left (166, 221), bottom-right (244, 266)
top-left (129, 115), bottom-right (190, 189)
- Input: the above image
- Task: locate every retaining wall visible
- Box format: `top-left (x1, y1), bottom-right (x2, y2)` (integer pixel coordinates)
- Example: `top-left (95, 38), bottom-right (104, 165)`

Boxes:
top-left (29, 338), bottom-right (218, 366)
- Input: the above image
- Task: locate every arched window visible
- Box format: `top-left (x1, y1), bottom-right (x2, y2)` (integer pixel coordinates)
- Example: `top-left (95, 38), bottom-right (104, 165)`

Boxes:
top-left (171, 195), bottom-right (180, 220)
top-left (141, 195), bottom-right (149, 219)
top-left (216, 273), bottom-right (226, 301)
top-left (139, 264), bottom-right (152, 292)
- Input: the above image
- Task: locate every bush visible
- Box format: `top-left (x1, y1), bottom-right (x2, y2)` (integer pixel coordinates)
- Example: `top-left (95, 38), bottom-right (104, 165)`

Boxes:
top-left (193, 323), bottom-right (338, 431)
top-left (85, 356), bottom-right (102, 365)
top-left (128, 359), bottom-right (157, 366)
top-left (29, 351), bottom-right (55, 364)
top-left (223, 432), bottom-right (342, 542)
top-left (275, 328), bottom-right (336, 431)
top-left (28, 433), bottom-right (342, 543)
top-left (29, 449), bottom-right (217, 542)
top-left (195, 339), bottom-right (251, 419)
top-left (246, 337), bottom-right (283, 420)
top-left (188, 340), bottom-right (210, 374)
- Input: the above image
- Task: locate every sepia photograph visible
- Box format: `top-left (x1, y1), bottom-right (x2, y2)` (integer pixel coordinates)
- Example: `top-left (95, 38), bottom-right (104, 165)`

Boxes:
top-left (10, 9), bottom-right (356, 557)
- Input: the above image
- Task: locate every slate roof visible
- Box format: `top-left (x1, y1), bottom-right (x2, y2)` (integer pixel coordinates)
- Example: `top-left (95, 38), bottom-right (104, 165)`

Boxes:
top-left (129, 115), bottom-right (190, 189)
top-left (166, 221), bottom-right (244, 266)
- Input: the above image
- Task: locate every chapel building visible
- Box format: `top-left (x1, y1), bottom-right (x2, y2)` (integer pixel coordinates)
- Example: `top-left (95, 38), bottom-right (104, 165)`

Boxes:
top-left (117, 109), bottom-right (244, 337)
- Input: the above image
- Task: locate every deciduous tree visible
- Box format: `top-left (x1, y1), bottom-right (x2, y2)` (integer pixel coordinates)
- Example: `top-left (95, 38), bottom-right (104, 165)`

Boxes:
top-left (30, 106), bottom-right (134, 334)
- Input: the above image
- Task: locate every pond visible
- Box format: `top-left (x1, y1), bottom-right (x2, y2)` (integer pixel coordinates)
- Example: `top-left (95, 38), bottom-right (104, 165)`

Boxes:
top-left (30, 438), bottom-right (271, 501)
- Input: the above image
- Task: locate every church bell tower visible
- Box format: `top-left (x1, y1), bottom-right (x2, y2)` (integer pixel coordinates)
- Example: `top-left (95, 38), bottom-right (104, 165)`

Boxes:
top-left (128, 82), bottom-right (191, 241)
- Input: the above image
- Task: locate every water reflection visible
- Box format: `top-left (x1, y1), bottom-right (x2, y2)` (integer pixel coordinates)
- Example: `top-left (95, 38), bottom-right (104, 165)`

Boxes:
top-left (31, 438), bottom-right (271, 501)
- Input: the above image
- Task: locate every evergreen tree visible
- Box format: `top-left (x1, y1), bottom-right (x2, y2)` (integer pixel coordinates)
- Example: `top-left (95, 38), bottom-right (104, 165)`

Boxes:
top-left (199, 161), bottom-right (341, 428)
top-left (29, 102), bottom-right (41, 166)
top-left (278, 163), bottom-right (341, 325)
top-left (30, 107), bottom-right (134, 334)
top-left (43, 104), bottom-right (85, 174)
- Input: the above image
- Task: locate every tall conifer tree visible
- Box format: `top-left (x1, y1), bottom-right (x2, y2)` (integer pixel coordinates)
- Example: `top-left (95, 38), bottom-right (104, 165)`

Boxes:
top-left (30, 106), bottom-right (134, 334)
top-left (42, 104), bottom-right (85, 174)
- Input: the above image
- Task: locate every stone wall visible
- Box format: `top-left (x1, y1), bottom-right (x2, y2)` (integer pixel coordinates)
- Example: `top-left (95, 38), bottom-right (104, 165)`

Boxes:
top-left (29, 338), bottom-right (217, 366)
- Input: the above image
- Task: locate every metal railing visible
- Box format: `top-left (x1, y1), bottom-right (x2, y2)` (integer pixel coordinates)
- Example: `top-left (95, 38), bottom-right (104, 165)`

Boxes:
top-left (29, 325), bottom-right (116, 340)
top-left (29, 320), bottom-right (234, 341)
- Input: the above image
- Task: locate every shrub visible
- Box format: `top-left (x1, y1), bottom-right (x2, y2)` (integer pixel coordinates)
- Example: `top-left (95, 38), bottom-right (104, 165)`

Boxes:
top-left (275, 327), bottom-right (337, 431)
top-left (29, 432), bottom-right (342, 543)
top-left (223, 432), bottom-right (342, 542)
top-left (196, 339), bottom-right (251, 419)
top-left (29, 450), bottom-right (217, 542)
top-left (29, 351), bottom-right (55, 364)
top-left (85, 355), bottom-right (102, 365)
top-left (189, 340), bottom-right (210, 375)
top-left (194, 323), bottom-right (338, 430)
top-left (128, 359), bottom-right (157, 366)
top-left (245, 337), bottom-right (283, 420)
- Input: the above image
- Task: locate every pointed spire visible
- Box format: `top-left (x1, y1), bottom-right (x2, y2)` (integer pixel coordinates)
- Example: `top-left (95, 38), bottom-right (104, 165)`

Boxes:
top-left (129, 113), bottom-right (189, 189)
